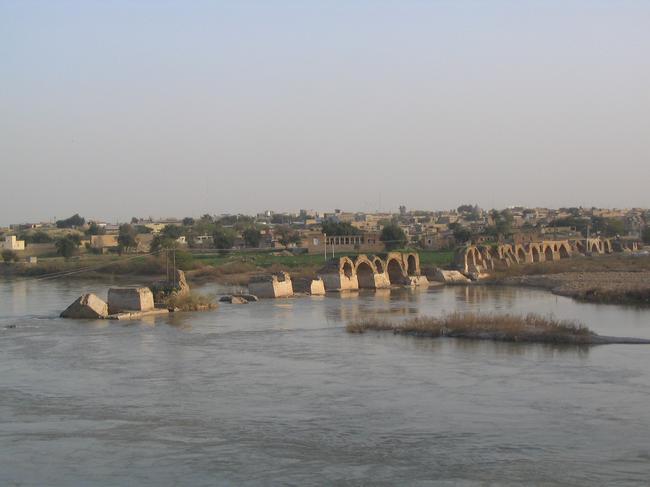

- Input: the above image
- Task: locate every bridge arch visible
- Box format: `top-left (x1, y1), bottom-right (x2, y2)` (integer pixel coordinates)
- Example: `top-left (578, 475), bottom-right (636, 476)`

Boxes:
top-left (515, 245), bottom-right (527, 263)
top-left (372, 256), bottom-right (385, 274)
top-left (559, 242), bottom-right (571, 258)
top-left (386, 257), bottom-right (406, 285)
top-left (356, 261), bottom-right (375, 288)
top-left (406, 254), bottom-right (417, 275)
top-left (340, 257), bottom-right (354, 278)
top-left (544, 246), bottom-right (554, 262)
top-left (530, 245), bottom-right (541, 262)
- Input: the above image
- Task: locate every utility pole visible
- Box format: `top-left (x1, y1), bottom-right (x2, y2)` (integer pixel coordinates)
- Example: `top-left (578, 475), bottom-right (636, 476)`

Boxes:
top-left (323, 233), bottom-right (327, 262)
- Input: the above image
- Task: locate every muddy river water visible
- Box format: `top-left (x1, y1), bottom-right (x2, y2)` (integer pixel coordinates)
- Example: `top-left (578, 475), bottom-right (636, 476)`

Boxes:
top-left (1, 278), bottom-right (650, 486)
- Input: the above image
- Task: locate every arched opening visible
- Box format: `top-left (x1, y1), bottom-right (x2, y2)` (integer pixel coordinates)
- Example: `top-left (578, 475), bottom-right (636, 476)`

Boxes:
top-left (374, 259), bottom-right (384, 274)
top-left (472, 249), bottom-right (482, 269)
top-left (544, 246), bottom-right (554, 262)
top-left (531, 246), bottom-right (541, 262)
top-left (590, 243), bottom-right (599, 254)
top-left (342, 261), bottom-right (353, 279)
top-left (407, 255), bottom-right (417, 275)
top-left (517, 247), bottom-right (527, 262)
top-left (356, 261), bottom-right (376, 289)
top-left (468, 249), bottom-right (477, 267)
top-left (559, 245), bottom-right (570, 258)
top-left (387, 259), bottom-right (404, 285)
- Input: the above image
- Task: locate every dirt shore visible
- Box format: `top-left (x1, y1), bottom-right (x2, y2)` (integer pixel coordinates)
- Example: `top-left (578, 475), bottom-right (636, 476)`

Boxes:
top-left (496, 270), bottom-right (650, 305)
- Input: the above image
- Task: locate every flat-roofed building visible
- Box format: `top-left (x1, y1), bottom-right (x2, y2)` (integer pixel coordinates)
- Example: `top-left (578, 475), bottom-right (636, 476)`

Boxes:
top-left (1, 235), bottom-right (25, 251)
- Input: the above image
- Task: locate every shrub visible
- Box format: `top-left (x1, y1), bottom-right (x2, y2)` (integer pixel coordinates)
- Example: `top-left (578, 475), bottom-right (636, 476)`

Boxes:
top-left (165, 292), bottom-right (217, 311)
top-left (2, 249), bottom-right (18, 263)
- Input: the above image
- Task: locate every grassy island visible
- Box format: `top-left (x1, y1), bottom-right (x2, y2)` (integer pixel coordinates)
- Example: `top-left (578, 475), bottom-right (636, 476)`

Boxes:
top-left (347, 312), bottom-right (650, 345)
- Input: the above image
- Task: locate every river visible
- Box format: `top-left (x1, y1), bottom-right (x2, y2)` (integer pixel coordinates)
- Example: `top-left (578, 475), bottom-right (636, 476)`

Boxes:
top-left (1, 278), bottom-right (650, 486)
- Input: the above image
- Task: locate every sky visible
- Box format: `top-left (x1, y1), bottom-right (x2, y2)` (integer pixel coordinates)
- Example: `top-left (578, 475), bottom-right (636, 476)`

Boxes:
top-left (1, 0), bottom-right (649, 225)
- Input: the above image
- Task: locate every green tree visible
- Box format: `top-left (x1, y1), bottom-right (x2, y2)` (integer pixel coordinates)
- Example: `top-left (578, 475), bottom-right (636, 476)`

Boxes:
top-left (454, 225), bottom-right (472, 244)
top-left (275, 225), bottom-right (302, 247)
top-left (55, 236), bottom-right (78, 258)
top-left (67, 233), bottom-right (82, 246)
top-left (85, 222), bottom-right (106, 236)
top-left (242, 227), bottom-right (262, 248)
top-left (182, 217), bottom-right (195, 226)
top-left (21, 231), bottom-right (53, 244)
top-left (321, 221), bottom-right (362, 236)
top-left (213, 227), bottom-right (237, 250)
top-left (117, 224), bottom-right (138, 254)
top-left (548, 216), bottom-right (590, 235)
top-left (56, 213), bottom-right (85, 228)
top-left (591, 217), bottom-right (625, 237)
top-left (150, 235), bottom-right (177, 253)
top-left (380, 224), bottom-right (407, 250)
top-left (162, 225), bottom-right (184, 240)
top-left (174, 249), bottom-right (195, 270)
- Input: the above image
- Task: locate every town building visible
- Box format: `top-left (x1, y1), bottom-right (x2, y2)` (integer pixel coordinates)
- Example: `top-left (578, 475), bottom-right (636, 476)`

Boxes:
top-left (1, 235), bottom-right (25, 251)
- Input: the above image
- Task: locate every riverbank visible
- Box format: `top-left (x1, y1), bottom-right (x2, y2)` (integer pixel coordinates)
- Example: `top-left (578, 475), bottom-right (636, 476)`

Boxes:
top-left (347, 312), bottom-right (650, 345)
top-left (0, 249), bottom-right (454, 287)
top-left (486, 254), bottom-right (650, 306)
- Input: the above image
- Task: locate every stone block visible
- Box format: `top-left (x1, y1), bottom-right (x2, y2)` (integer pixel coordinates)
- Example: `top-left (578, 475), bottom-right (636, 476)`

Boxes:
top-left (432, 269), bottom-right (471, 284)
top-left (248, 272), bottom-right (293, 299)
top-left (107, 287), bottom-right (155, 314)
top-left (309, 278), bottom-right (326, 295)
top-left (60, 293), bottom-right (108, 319)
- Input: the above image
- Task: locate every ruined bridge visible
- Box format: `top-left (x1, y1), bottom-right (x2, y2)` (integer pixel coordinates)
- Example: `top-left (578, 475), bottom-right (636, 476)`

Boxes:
top-left (318, 252), bottom-right (429, 291)
top-left (455, 237), bottom-right (641, 275)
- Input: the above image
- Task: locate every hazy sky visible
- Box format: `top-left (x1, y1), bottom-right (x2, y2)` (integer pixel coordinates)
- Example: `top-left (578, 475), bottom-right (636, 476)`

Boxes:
top-left (2, 1), bottom-right (649, 225)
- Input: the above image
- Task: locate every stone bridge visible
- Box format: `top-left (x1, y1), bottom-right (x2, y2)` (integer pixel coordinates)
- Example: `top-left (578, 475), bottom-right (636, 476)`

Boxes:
top-left (319, 252), bottom-right (428, 291)
top-left (454, 237), bottom-right (641, 275)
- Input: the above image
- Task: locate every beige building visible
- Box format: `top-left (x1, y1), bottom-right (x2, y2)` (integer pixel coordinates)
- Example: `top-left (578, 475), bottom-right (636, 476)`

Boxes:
top-left (91, 235), bottom-right (119, 251)
top-left (2, 235), bottom-right (25, 251)
top-left (300, 230), bottom-right (384, 254)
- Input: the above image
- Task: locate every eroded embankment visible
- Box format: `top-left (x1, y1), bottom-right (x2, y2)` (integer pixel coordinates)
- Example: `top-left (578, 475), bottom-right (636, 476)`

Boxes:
top-left (347, 312), bottom-right (650, 345)
top-left (497, 272), bottom-right (650, 306)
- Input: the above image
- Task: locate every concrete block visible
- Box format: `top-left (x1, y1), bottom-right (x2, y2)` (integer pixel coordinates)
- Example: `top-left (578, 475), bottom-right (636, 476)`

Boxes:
top-left (60, 293), bottom-right (108, 319)
top-left (107, 287), bottom-right (155, 314)
top-left (248, 272), bottom-right (293, 298)
top-left (432, 269), bottom-right (471, 284)
top-left (309, 278), bottom-right (326, 295)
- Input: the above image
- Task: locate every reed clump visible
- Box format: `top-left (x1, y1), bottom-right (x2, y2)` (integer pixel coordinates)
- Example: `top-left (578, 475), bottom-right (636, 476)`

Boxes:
top-left (165, 292), bottom-right (218, 311)
top-left (347, 312), bottom-right (594, 344)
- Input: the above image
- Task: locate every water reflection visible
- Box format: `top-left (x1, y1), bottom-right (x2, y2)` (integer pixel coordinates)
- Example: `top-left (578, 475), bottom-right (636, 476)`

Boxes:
top-left (323, 288), bottom-right (421, 323)
top-left (443, 336), bottom-right (592, 358)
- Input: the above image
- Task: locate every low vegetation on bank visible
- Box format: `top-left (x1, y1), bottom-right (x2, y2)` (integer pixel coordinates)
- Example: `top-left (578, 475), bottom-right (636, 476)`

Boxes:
top-left (347, 312), bottom-right (624, 345)
top-left (488, 253), bottom-right (650, 279)
top-left (567, 287), bottom-right (650, 306)
top-left (2, 249), bottom-right (454, 285)
top-left (164, 292), bottom-right (218, 311)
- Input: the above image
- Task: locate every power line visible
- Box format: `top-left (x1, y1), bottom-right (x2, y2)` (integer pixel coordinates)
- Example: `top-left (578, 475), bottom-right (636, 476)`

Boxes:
top-left (6, 249), bottom-right (166, 283)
